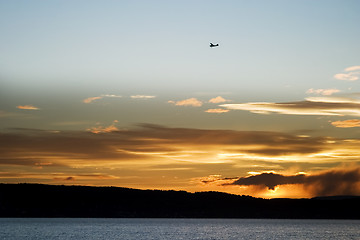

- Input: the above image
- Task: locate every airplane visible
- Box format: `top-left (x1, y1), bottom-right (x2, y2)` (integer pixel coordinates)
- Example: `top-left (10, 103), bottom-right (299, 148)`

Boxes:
top-left (210, 43), bottom-right (219, 48)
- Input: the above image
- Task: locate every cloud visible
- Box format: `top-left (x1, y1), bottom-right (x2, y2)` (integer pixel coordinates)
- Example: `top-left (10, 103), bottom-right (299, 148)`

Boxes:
top-left (334, 66), bottom-right (360, 81)
top-left (87, 125), bottom-right (119, 134)
top-left (345, 66), bottom-right (360, 72)
top-left (1, 124), bottom-right (360, 197)
top-left (220, 95), bottom-right (360, 116)
top-left (226, 172), bottom-right (306, 190)
top-left (102, 94), bottom-right (122, 98)
top-left (83, 94), bottom-right (122, 103)
top-left (331, 119), bottom-right (360, 128)
top-left (205, 108), bottom-right (230, 113)
top-left (305, 96), bottom-right (360, 104)
top-left (131, 95), bottom-right (156, 99)
top-left (53, 176), bottom-right (76, 181)
top-left (168, 98), bottom-right (203, 107)
top-left (223, 168), bottom-right (360, 196)
top-left (306, 88), bottom-right (340, 96)
top-left (52, 174), bottom-right (118, 181)
top-left (0, 172), bottom-right (119, 181)
top-left (83, 96), bottom-right (103, 103)
top-left (87, 121), bottom-right (119, 134)
top-left (0, 124), bottom-right (339, 167)
top-left (16, 105), bottom-right (40, 110)
top-left (208, 96), bottom-right (230, 103)
top-left (334, 73), bottom-right (359, 81)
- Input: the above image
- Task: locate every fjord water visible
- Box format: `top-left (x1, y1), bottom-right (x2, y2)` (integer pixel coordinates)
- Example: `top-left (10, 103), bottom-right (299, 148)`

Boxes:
top-left (1, 218), bottom-right (359, 239)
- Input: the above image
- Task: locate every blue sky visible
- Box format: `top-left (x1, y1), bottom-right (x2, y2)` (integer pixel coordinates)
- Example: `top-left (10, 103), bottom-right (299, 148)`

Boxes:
top-left (1, 0), bottom-right (360, 197)
top-left (2, 0), bottom-right (359, 95)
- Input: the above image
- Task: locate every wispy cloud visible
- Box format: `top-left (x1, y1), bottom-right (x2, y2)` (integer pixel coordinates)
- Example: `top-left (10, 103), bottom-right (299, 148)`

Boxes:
top-left (83, 96), bottom-right (103, 103)
top-left (53, 174), bottom-right (119, 181)
top-left (83, 94), bottom-right (122, 103)
top-left (334, 65), bottom-right (360, 81)
top-left (102, 94), bottom-right (122, 98)
top-left (331, 119), bottom-right (360, 128)
top-left (208, 96), bottom-right (230, 103)
top-left (221, 95), bottom-right (360, 116)
top-left (168, 98), bottom-right (203, 107)
top-left (205, 108), bottom-right (229, 113)
top-left (334, 73), bottom-right (359, 81)
top-left (345, 65), bottom-right (360, 72)
top-left (16, 105), bottom-right (40, 110)
top-left (131, 95), bottom-right (156, 99)
top-left (306, 88), bottom-right (340, 96)
top-left (0, 172), bottom-right (119, 181)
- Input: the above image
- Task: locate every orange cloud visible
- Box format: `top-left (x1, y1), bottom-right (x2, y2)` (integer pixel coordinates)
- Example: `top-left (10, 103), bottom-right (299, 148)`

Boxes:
top-left (168, 98), bottom-right (203, 107)
top-left (205, 108), bottom-right (229, 113)
top-left (16, 105), bottom-right (40, 110)
top-left (331, 119), bottom-right (360, 128)
top-left (83, 94), bottom-right (122, 103)
top-left (83, 96), bottom-right (103, 103)
top-left (208, 96), bottom-right (230, 103)
top-left (87, 123), bottom-right (119, 134)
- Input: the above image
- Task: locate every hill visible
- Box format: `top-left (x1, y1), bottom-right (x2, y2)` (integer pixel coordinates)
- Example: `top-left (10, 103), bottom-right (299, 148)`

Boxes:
top-left (0, 183), bottom-right (359, 219)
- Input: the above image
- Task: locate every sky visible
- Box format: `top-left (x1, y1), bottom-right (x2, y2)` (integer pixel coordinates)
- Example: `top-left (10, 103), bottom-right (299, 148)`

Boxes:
top-left (1, 0), bottom-right (360, 198)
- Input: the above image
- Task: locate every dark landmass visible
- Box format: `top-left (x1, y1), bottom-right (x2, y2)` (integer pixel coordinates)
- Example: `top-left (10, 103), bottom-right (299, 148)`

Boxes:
top-left (0, 183), bottom-right (359, 219)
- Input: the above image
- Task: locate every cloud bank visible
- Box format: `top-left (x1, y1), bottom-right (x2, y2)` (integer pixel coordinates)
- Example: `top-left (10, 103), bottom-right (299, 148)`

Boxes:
top-left (220, 95), bottom-right (360, 116)
top-left (1, 125), bottom-right (360, 196)
top-left (223, 168), bottom-right (360, 196)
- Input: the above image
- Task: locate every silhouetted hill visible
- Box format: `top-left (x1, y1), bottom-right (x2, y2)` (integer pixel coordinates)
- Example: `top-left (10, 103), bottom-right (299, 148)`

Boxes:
top-left (0, 183), bottom-right (359, 219)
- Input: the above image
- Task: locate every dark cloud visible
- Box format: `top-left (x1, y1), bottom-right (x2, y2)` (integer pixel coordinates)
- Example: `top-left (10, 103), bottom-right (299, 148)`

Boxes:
top-left (225, 168), bottom-right (360, 196)
top-left (228, 172), bottom-right (306, 190)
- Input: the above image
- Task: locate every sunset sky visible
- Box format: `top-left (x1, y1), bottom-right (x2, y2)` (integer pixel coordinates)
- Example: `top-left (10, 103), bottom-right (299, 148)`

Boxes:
top-left (1, 0), bottom-right (360, 198)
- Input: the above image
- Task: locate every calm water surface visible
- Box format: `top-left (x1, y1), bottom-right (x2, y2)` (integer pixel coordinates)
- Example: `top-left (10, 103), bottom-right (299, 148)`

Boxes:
top-left (0, 218), bottom-right (359, 239)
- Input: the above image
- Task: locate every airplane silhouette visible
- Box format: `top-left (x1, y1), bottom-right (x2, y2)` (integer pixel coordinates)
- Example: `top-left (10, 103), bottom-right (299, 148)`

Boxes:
top-left (210, 43), bottom-right (219, 48)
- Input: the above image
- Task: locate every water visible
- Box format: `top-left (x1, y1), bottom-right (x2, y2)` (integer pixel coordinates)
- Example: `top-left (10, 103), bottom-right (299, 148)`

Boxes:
top-left (0, 218), bottom-right (359, 240)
